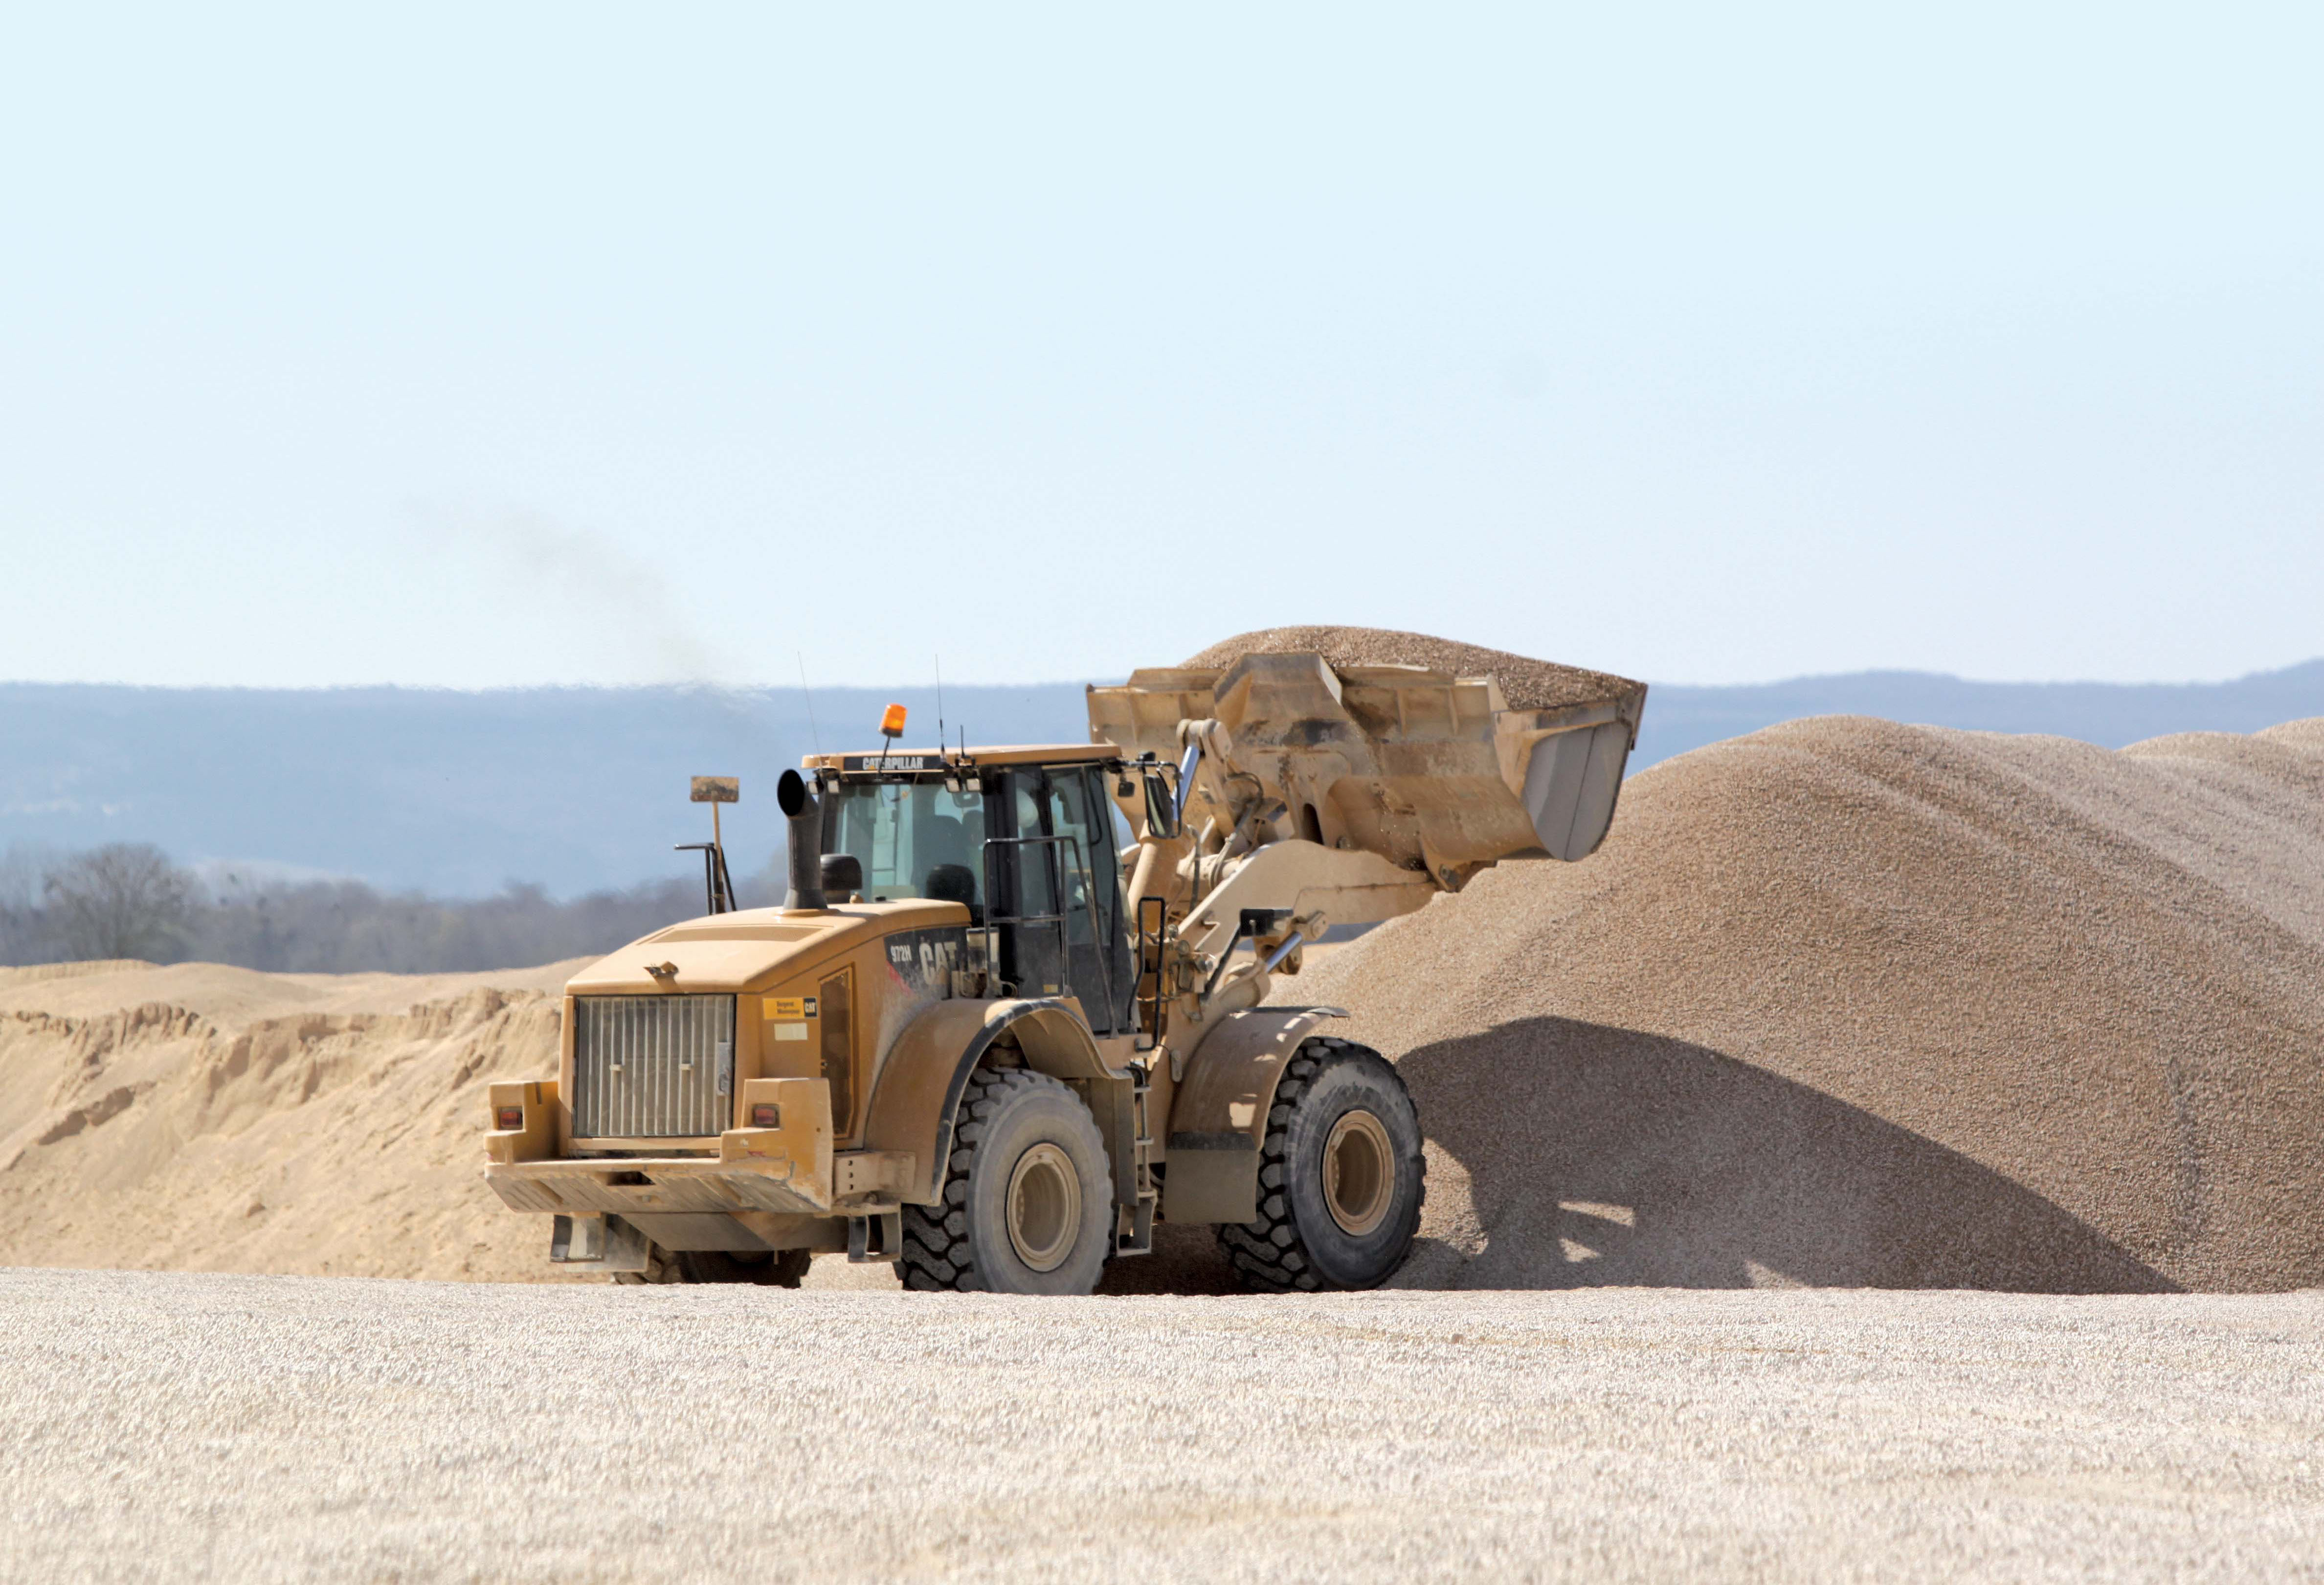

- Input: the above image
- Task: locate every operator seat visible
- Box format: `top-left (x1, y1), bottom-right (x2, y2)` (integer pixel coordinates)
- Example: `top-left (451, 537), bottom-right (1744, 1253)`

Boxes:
top-left (925, 863), bottom-right (981, 925)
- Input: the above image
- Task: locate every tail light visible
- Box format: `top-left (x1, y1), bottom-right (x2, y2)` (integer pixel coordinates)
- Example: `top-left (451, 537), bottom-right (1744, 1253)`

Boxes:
top-left (495, 1106), bottom-right (524, 1130)
top-left (751, 1103), bottom-right (781, 1128)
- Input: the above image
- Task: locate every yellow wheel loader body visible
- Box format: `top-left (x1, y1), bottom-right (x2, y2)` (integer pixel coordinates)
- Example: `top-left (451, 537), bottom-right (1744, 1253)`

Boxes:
top-left (484, 645), bottom-right (1644, 1291)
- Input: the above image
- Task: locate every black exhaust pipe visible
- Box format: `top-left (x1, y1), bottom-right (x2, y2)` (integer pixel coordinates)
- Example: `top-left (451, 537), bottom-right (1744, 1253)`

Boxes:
top-left (778, 769), bottom-right (827, 911)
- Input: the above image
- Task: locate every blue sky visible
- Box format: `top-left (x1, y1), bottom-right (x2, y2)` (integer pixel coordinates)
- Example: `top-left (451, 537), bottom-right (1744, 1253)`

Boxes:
top-left (1, 4), bottom-right (2317, 689)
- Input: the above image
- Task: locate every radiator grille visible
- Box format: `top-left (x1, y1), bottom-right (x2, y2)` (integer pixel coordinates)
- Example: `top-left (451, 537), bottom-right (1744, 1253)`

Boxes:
top-left (571, 995), bottom-right (736, 1139)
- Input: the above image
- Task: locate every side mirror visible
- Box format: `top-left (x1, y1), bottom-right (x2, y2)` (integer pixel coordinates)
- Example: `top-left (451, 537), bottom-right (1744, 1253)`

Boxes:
top-left (1142, 770), bottom-right (1180, 840)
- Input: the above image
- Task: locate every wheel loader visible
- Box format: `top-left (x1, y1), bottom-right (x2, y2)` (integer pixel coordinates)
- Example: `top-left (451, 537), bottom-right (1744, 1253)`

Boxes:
top-left (482, 649), bottom-right (1645, 1292)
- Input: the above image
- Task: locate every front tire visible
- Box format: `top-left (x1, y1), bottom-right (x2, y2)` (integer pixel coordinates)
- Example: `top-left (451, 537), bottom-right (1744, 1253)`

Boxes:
top-left (1218, 1038), bottom-right (1426, 1292)
top-left (896, 1067), bottom-right (1114, 1293)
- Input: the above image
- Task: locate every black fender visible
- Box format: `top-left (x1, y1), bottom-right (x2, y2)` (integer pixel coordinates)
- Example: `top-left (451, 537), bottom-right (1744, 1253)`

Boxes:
top-left (862, 997), bottom-right (1134, 1206)
top-left (1160, 1005), bottom-right (1347, 1224)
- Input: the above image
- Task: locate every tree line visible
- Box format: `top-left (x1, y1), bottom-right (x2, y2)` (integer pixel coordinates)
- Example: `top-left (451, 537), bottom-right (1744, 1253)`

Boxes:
top-left (0, 843), bottom-right (780, 974)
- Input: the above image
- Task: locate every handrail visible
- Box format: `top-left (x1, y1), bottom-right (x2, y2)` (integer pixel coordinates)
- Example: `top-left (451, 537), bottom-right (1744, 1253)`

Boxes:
top-left (980, 832), bottom-right (1122, 1030)
top-left (1134, 894), bottom-right (1167, 1049)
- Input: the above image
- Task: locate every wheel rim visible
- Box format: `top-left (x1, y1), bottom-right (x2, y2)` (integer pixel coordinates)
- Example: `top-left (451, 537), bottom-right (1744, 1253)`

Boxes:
top-left (1006, 1141), bottom-right (1081, 1272)
top-left (1322, 1109), bottom-right (1394, 1237)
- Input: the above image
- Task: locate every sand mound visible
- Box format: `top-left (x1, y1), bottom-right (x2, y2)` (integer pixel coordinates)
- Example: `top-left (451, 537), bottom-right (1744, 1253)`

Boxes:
top-left (0, 960), bottom-right (158, 986)
top-left (1179, 625), bottom-right (1643, 713)
top-left (1272, 714), bottom-right (2324, 1293)
top-left (0, 959), bottom-right (588, 1281)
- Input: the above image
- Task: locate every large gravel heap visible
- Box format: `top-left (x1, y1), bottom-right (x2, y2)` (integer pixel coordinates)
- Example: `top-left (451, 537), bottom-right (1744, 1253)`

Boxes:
top-left (1295, 712), bottom-right (2324, 1292)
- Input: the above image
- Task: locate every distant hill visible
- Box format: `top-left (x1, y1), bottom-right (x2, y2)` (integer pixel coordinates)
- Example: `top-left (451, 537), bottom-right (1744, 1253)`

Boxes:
top-left (3, 661), bottom-right (2319, 897)
top-left (0, 683), bottom-right (1090, 897)
top-left (1632, 661), bottom-right (2324, 768)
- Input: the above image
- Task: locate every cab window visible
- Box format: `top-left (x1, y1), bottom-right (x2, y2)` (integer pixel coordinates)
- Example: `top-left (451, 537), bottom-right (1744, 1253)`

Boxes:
top-left (827, 780), bottom-right (987, 919)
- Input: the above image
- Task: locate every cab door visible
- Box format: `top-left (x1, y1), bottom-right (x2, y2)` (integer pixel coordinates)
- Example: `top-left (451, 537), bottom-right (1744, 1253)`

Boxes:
top-left (988, 766), bottom-right (1131, 1032)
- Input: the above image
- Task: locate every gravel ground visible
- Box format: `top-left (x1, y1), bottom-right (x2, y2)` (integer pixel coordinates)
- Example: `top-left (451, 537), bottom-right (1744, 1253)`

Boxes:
top-left (5, 1271), bottom-right (2322, 1582)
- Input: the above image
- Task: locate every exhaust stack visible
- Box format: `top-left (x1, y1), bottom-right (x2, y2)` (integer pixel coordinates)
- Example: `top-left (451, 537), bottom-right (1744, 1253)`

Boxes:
top-left (778, 769), bottom-right (827, 911)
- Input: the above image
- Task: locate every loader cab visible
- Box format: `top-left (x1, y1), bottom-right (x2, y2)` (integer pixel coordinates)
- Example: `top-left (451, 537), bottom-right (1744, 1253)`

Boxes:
top-left (815, 746), bottom-right (1134, 1034)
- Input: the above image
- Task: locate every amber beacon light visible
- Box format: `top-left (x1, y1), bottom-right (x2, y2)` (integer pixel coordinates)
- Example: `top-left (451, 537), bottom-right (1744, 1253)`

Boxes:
top-left (879, 703), bottom-right (907, 740)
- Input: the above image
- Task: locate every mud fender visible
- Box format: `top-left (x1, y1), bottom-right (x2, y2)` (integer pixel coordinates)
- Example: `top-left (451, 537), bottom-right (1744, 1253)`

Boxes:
top-left (862, 997), bottom-right (1126, 1206)
top-left (1161, 1005), bottom-right (1346, 1225)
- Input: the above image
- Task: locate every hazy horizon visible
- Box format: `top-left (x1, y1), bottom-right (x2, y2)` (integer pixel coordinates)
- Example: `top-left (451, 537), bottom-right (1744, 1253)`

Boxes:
top-left (6, 654), bottom-right (2323, 697)
top-left (9, 662), bottom-right (2321, 898)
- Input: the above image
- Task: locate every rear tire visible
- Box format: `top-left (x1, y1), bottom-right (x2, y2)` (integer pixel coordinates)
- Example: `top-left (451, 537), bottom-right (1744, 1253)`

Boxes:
top-left (895, 1067), bottom-right (1114, 1293)
top-left (1217, 1038), bottom-right (1426, 1292)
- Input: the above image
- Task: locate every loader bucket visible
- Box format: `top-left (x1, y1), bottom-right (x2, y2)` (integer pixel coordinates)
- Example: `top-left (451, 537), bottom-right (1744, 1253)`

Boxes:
top-left (1087, 649), bottom-right (1647, 884)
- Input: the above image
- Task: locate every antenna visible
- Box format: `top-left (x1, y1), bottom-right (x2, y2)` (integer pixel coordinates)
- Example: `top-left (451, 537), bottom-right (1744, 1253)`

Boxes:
top-left (936, 654), bottom-right (945, 754)
top-left (796, 651), bottom-right (821, 753)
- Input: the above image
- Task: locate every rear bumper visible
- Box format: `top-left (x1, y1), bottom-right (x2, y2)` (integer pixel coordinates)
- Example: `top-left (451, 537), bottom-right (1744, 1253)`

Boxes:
top-left (485, 1148), bottom-right (833, 1217)
top-left (485, 1074), bottom-right (842, 1220)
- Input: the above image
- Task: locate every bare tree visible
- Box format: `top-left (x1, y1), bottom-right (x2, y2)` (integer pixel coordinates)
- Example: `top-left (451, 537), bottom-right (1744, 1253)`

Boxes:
top-left (42, 843), bottom-right (196, 962)
top-left (6, 840), bottom-right (743, 972)
top-left (0, 844), bottom-right (52, 963)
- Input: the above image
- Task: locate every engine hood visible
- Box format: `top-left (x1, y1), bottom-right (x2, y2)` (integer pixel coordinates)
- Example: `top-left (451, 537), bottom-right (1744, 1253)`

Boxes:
top-left (562, 901), bottom-right (970, 996)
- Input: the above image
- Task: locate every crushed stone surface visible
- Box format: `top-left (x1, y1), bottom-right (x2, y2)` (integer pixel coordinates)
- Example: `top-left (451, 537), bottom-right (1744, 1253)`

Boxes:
top-left (5, 1269), bottom-right (2321, 1584)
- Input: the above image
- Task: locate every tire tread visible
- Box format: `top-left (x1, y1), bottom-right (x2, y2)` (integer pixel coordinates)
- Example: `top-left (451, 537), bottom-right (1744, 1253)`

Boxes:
top-left (896, 1066), bottom-right (1092, 1292)
top-left (1215, 1037), bottom-right (1426, 1294)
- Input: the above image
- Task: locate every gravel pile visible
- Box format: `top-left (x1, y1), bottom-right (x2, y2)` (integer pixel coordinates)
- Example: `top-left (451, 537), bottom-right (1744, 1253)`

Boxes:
top-left (1178, 625), bottom-right (1645, 714)
top-left (7, 1270), bottom-right (2320, 1582)
top-left (1285, 713), bottom-right (2324, 1292)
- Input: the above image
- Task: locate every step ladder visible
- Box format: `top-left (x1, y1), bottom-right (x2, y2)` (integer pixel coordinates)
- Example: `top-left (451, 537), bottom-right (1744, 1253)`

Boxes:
top-left (1116, 1059), bottom-right (1158, 1257)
